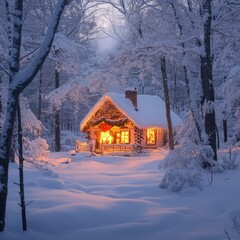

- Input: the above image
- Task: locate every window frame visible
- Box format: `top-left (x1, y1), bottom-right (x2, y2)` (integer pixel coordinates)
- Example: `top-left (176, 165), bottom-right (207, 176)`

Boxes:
top-left (120, 129), bottom-right (130, 144)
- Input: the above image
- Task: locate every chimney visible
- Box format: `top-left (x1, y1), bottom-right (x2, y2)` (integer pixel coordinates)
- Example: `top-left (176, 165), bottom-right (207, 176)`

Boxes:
top-left (125, 88), bottom-right (138, 111)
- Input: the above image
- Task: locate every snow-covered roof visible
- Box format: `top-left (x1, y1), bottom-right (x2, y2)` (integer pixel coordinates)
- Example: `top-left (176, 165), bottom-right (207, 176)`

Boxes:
top-left (80, 92), bottom-right (182, 130)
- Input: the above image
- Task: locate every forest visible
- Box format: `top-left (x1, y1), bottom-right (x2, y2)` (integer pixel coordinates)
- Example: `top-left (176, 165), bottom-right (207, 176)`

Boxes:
top-left (0, 0), bottom-right (240, 237)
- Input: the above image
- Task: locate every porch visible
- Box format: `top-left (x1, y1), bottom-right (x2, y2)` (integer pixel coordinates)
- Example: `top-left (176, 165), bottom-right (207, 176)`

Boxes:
top-left (75, 140), bottom-right (135, 155)
top-left (101, 144), bottom-right (134, 155)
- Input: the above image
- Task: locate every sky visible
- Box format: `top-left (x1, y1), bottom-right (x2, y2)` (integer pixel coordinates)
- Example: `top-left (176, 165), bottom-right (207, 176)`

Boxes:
top-left (95, 4), bottom-right (123, 54)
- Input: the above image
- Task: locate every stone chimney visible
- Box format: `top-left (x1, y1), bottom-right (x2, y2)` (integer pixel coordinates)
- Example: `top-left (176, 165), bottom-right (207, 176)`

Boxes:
top-left (125, 88), bottom-right (138, 111)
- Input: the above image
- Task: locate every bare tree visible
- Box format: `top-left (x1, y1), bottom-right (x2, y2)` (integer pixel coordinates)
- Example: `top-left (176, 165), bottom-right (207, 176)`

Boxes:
top-left (201, 0), bottom-right (217, 160)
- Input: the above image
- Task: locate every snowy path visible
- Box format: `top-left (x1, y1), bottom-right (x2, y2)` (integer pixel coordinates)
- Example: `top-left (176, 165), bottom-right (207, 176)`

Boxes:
top-left (2, 149), bottom-right (240, 240)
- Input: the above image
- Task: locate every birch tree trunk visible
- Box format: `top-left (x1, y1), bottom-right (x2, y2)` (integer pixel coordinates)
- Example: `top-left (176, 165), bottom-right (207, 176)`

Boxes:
top-left (0, 0), bottom-right (69, 231)
top-left (0, 89), bottom-right (18, 231)
top-left (0, 0), bottom-right (24, 230)
top-left (16, 101), bottom-right (27, 231)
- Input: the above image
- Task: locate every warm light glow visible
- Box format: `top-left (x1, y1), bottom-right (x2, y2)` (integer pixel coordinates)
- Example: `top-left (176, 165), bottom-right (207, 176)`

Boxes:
top-left (100, 131), bottom-right (114, 144)
top-left (121, 130), bottom-right (129, 144)
top-left (115, 132), bottom-right (120, 144)
top-left (147, 128), bottom-right (156, 144)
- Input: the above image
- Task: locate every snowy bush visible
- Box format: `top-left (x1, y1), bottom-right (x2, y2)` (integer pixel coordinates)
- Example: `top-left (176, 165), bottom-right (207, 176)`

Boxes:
top-left (160, 168), bottom-right (203, 192)
top-left (231, 107), bottom-right (240, 147)
top-left (159, 143), bottom-right (222, 193)
top-left (20, 96), bottom-right (42, 136)
top-left (222, 66), bottom-right (240, 144)
top-left (24, 137), bottom-right (49, 159)
top-left (61, 130), bottom-right (83, 151)
top-left (174, 111), bottom-right (201, 145)
top-left (159, 143), bottom-right (216, 170)
top-left (220, 148), bottom-right (240, 170)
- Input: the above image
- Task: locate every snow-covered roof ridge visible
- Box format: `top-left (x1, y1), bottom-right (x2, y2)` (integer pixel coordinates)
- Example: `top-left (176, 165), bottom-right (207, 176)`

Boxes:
top-left (80, 92), bottom-right (182, 130)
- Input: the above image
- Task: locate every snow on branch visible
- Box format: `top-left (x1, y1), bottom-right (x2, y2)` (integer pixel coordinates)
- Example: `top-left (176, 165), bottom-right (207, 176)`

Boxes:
top-left (24, 137), bottom-right (49, 160)
top-left (11, 0), bottom-right (70, 93)
top-left (20, 96), bottom-right (42, 135)
top-left (45, 78), bottom-right (87, 109)
top-left (159, 143), bottom-right (221, 193)
top-left (202, 100), bottom-right (215, 115)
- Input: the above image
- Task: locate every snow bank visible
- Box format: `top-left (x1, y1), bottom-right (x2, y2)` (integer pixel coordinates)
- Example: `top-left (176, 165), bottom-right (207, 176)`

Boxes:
top-left (2, 148), bottom-right (240, 240)
top-left (24, 137), bottom-right (49, 159)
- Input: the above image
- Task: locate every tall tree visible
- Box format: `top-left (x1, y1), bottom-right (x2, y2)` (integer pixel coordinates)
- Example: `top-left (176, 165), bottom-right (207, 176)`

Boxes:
top-left (201, 0), bottom-right (217, 159)
top-left (160, 55), bottom-right (174, 150)
top-left (169, 0), bottom-right (203, 142)
top-left (0, 0), bottom-right (70, 231)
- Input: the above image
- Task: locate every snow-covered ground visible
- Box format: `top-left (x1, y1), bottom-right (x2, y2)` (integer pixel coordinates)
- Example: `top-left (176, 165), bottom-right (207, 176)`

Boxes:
top-left (1, 148), bottom-right (240, 240)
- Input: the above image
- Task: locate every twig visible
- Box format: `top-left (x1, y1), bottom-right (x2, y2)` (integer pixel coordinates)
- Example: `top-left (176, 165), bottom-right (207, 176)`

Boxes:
top-left (224, 228), bottom-right (231, 240)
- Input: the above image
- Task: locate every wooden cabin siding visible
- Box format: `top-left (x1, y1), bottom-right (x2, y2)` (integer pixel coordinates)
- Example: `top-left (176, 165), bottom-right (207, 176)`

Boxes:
top-left (158, 128), bottom-right (165, 147)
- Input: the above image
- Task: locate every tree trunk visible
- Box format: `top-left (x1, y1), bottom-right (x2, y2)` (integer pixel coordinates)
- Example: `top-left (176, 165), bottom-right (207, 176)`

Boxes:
top-left (201, 0), bottom-right (217, 160)
top-left (0, 0), bottom-right (69, 231)
top-left (0, 0), bottom-right (23, 230)
top-left (173, 71), bottom-right (177, 110)
top-left (37, 68), bottom-right (43, 137)
top-left (0, 91), bottom-right (18, 231)
top-left (38, 68), bottom-right (43, 122)
top-left (216, 124), bottom-right (219, 149)
top-left (0, 74), bottom-right (2, 139)
top-left (170, 1), bottom-right (203, 144)
top-left (55, 109), bottom-right (61, 152)
top-left (0, 74), bottom-right (2, 115)
top-left (183, 66), bottom-right (203, 143)
top-left (223, 119), bottom-right (227, 142)
top-left (55, 69), bottom-right (61, 152)
top-left (16, 101), bottom-right (27, 231)
top-left (160, 55), bottom-right (174, 150)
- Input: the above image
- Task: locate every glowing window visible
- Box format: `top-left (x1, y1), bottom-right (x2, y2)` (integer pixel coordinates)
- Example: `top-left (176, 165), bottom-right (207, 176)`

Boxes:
top-left (115, 132), bottom-right (120, 144)
top-left (147, 128), bottom-right (156, 145)
top-left (100, 131), bottom-right (114, 144)
top-left (120, 130), bottom-right (129, 144)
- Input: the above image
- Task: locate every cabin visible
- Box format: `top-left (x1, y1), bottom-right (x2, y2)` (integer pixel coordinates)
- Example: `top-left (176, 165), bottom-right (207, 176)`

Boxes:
top-left (79, 89), bottom-right (182, 154)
